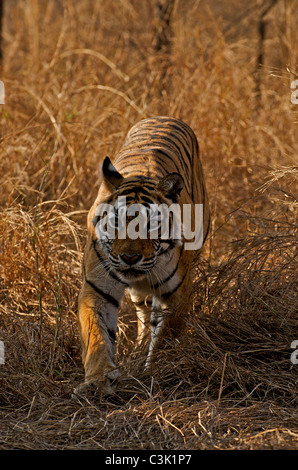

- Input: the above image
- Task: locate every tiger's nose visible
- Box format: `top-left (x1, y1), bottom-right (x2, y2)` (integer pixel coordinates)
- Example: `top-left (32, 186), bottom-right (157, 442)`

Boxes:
top-left (120, 254), bottom-right (142, 266)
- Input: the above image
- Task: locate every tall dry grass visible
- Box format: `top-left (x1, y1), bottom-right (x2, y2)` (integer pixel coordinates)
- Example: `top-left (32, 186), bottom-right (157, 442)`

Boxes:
top-left (0, 0), bottom-right (297, 450)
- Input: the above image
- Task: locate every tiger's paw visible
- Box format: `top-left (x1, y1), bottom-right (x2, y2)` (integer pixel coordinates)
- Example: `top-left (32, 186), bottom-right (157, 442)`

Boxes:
top-left (72, 369), bottom-right (120, 399)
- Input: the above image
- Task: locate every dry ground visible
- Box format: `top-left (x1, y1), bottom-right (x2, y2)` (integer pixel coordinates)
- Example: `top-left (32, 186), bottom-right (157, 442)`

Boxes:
top-left (0, 0), bottom-right (297, 450)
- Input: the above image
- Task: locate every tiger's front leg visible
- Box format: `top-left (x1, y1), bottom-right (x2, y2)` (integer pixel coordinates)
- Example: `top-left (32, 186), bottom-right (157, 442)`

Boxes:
top-left (145, 269), bottom-right (192, 369)
top-left (74, 277), bottom-right (125, 396)
top-left (129, 288), bottom-right (152, 347)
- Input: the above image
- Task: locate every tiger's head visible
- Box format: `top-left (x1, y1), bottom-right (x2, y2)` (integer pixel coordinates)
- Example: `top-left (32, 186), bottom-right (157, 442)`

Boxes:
top-left (91, 157), bottom-right (184, 281)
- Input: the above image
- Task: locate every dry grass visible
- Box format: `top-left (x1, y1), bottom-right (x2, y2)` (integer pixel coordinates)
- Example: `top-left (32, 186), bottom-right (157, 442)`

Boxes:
top-left (0, 0), bottom-right (297, 450)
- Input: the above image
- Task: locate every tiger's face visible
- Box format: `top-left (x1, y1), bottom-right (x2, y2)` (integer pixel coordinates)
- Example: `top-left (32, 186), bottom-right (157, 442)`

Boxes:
top-left (92, 157), bottom-right (184, 281)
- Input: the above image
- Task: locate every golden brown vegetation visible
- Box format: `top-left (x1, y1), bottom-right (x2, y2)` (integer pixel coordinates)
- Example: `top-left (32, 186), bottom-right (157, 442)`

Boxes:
top-left (0, 0), bottom-right (297, 450)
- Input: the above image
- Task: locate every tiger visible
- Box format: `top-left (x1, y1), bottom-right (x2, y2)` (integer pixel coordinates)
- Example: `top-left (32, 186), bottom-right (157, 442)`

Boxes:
top-left (74, 116), bottom-right (210, 395)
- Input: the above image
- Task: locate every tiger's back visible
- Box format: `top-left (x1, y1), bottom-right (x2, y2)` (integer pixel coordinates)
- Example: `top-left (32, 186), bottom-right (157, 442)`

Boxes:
top-left (116, 116), bottom-right (208, 207)
top-left (75, 116), bottom-right (210, 396)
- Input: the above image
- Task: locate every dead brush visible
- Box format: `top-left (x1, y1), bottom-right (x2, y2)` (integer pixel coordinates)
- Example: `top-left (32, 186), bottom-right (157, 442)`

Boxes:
top-left (140, 168), bottom-right (297, 407)
top-left (0, 0), bottom-right (297, 451)
top-left (0, 200), bottom-right (85, 405)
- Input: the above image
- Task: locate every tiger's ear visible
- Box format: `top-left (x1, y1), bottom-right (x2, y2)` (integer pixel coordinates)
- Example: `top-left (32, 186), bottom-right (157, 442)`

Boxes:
top-left (157, 173), bottom-right (184, 202)
top-left (101, 156), bottom-right (124, 190)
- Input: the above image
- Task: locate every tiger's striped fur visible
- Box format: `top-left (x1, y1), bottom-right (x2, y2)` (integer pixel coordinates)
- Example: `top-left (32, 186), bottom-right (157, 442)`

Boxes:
top-left (75, 116), bottom-right (210, 395)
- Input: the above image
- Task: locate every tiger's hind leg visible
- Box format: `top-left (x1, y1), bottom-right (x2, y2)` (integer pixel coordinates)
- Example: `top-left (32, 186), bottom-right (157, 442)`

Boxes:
top-left (129, 288), bottom-right (152, 348)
